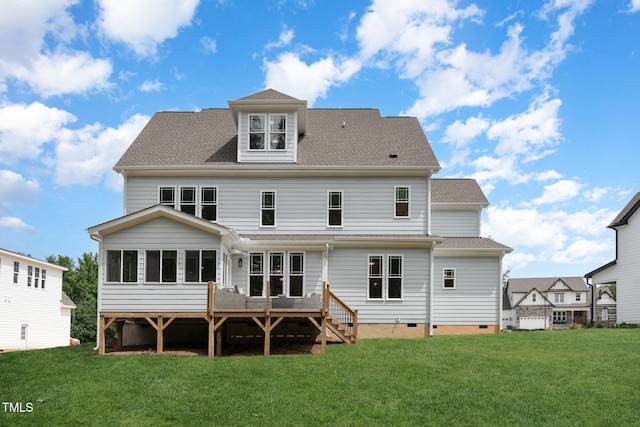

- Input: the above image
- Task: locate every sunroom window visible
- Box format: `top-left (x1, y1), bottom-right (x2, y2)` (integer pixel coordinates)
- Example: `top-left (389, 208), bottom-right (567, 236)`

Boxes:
top-left (185, 250), bottom-right (216, 283)
top-left (107, 250), bottom-right (138, 283)
top-left (146, 250), bottom-right (177, 283)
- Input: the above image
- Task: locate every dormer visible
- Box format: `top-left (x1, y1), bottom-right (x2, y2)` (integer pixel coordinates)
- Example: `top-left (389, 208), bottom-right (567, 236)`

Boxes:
top-left (228, 89), bottom-right (307, 163)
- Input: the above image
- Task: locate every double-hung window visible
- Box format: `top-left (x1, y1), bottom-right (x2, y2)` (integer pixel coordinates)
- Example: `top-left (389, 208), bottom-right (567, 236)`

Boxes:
top-left (328, 191), bottom-right (343, 227)
top-left (34, 267), bottom-right (40, 288)
top-left (388, 256), bottom-right (403, 299)
top-left (261, 191), bottom-right (276, 227)
top-left (575, 293), bottom-right (581, 302)
top-left (185, 250), bottom-right (216, 283)
top-left (180, 187), bottom-right (197, 215)
top-left (106, 250), bottom-right (138, 283)
top-left (41, 269), bottom-right (46, 289)
top-left (554, 293), bottom-right (565, 304)
top-left (443, 269), bottom-right (456, 289)
top-left (249, 253), bottom-right (264, 296)
top-left (395, 186), bottom-right (410, 217)
top-left (27, 266), bottom-right (33, 287)
top-left (249, 114), bottom-right (287, 150)
top-left (13, 262), bottom-right (19, 284)
top-left (146, 250), bottom-right (177, 283)
top-left (368, 255), bottom-right (403, 299)
top-left (159, 186), bottom-right (175, 208)
top-left (201, 187), bottom-right (217, 221)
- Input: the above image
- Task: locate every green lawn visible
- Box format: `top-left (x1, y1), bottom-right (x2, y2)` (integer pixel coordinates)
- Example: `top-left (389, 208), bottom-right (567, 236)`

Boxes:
top-left (1, 329), bottom-right (639, 426)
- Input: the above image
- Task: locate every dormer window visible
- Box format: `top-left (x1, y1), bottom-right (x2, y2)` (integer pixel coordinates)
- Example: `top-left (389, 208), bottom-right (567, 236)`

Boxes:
top-left (249, 114), bottom-right (287, 151)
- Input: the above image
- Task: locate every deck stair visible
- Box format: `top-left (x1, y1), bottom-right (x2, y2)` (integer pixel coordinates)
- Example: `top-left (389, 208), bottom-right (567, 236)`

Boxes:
top-left (324, 282), bottom-right (358, 344)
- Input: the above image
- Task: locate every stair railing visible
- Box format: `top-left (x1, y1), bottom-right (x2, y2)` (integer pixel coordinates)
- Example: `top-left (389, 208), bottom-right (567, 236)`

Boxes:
top-left (323, 281), bottom-right (358, 343)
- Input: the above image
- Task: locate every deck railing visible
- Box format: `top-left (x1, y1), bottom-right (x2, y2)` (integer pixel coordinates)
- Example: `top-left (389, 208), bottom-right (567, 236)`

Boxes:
top-left (324, 282), bottom-right (358, 343)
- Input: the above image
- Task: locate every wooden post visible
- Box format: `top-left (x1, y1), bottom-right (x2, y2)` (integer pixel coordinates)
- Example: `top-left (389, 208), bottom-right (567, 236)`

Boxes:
top-left (99, 315), bottom-right (106, 355)
top-left (116, 321), bottom-right (123, 350)
top-left (353, 310), bottom-right (359, 343)
top-left (321, 312), bottom-right (327, 353)
top-left (208, 317), bottom-right (215, 358)
top-left (264, 316), bottom-right (271, 356)
top-left (157, 316), bottom-right (164, 354)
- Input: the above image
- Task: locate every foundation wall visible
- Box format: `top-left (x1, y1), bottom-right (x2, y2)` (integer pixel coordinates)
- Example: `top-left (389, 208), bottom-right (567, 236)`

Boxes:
top-left (357, 323), bottom-right (429, 338)
top-left (431, 324), bottom-right (499, 335)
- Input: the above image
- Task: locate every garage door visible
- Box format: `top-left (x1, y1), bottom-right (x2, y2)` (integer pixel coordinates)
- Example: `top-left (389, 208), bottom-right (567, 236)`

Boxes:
top-left (519, 317), bottom-right (547, 330)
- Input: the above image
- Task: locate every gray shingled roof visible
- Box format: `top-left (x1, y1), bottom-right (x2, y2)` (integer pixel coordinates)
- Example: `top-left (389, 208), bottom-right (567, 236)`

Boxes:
top-left (431, 178), bottom-right (489, 205)
top-left (237, 88), bottom-right (299, 101)
top-left (608, 192), bottom-right (640, 228)
top-left (115, 95), bottom-right (440, 170)
top-left (61, 291), bottom-right (76, 308)
top-left (436, 237), bottom-right (511, 251)
top-left (507, 277), bottom-right (588, 293)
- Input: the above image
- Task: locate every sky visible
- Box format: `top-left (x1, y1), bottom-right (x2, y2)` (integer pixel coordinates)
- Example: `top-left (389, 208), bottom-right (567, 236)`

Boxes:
top-left (1, 0), bottom-right (639, 279)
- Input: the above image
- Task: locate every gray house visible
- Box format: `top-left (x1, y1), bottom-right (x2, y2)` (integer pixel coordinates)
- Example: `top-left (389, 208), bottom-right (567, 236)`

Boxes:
top-left (87, 89), bottom-right (511, 356)
top-left (586, 192), bottom-right (640, 324)
top-left (503, 277), bottom-right (590, 330)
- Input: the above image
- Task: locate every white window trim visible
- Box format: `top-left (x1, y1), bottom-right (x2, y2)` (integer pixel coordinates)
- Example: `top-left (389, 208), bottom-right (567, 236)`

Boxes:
top-left (327, 190), bottom-right (343, 228)
top-left (158, 185), bottom-right (219, 222)
top-left (554, 293), bottom-right (565, 304)
top-left (106, 250), bottom-right (139, 284)
top-left (367, 254), bottom-right (403, 301)
top-left (145, 249), bottom-right (178, 283)
top-left (248, 113), bottom-right (288, 152)
top-left (260, 190), bottom-right (277, 228)
top-left (394, 186), bottom-right (411, 218)
top-left (248, 251), bottom-right (265, 297)
top-left (288, 252), bottom-right (305, 298)
top-left (443, 268), bottom-right (456, 289)
top-left (184, 249), bottom-right (217, 283)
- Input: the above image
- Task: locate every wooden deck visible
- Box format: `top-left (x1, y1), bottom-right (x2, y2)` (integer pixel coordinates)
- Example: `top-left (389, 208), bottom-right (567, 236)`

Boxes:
top-left (99, 282), bottom-right (357, 357)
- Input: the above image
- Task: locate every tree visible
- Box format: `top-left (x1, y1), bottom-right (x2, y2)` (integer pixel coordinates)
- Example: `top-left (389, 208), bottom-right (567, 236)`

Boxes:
top-left (48, 253), bottom-right (99, 343)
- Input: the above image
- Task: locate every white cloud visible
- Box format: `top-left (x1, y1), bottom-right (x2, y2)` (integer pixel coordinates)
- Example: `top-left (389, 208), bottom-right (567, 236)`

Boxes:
top-left (0, 1), bottom-right (112, 97)
top-left (0, 102), bottom-right (76, 160)
top-left (535, 170), bottom-right (563, 181)
top-left (266, 28), bottom-right (294, 49)
top-left (0, 170), bottom-right (40, 205)
top-left (96, 0), bottom-right (200, 57)
top-left (54, 114), bottom-right (150, 189)
top-left (263, 52), bottom-right (361, 106)
top-left (583, 187), bottom-right (611, 202)
top-left (10, 51), bottom-right (112, 97)
top-left (0, 216), bottom-right (35, 234)
top-left (532, 179), bottom-right (582, 205)
top-left (139, 79), bottom-right (164, 93)
top-left (630, 0), bottom-right (640, 13)
top-left (201, 36), bottom-right (217, 54)
top-left (550, 238), bottom-right (613, 265)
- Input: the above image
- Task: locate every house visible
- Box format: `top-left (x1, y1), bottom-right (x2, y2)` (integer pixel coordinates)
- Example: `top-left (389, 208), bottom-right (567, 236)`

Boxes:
top-left (0, 248), bottom-right (74, 351)
top-left (593, 287), bottom-right (617, 326)
top-left (503, 277), bottom-right (590, 330)
top-left (585, 192), bottom-right (640, 324)
top-left (87, 89), bottom-right (511, 356)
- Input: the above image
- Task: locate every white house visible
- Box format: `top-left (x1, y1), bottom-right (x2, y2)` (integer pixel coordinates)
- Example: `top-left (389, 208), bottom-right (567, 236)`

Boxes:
top-left (87, 89), bottom-right (511, 356)
top-left (586, 192), bottom-right (640, 324)
top-left (503, 277), bottom-right (590, 330)
top-left (0, 249), bottom-right (74, 351)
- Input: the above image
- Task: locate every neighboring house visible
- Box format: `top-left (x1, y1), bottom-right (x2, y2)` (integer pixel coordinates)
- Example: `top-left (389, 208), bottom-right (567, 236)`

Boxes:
top-left (593, 287), bottom-right (617, 326)
top-left (87, 89), bottom-right (511, 356)
top-left (0, 249), bottom-right (74, 351)
top-left (585, 192), bottom-right (640, 324)
top-left (504, 277), bottom-right (590, 330)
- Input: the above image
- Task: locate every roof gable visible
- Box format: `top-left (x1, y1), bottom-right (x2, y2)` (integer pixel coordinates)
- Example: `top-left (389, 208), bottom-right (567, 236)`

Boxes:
top-left (608, 192), bottom-right (640, 228)
top-left (237, 88), bottom-right (300, 101)
top-left (507, 276), bottom-right (588, 293)
top-left (513, 288), bottom-right (554, 308)
top-left (87, 204), bottom-right (236, 240)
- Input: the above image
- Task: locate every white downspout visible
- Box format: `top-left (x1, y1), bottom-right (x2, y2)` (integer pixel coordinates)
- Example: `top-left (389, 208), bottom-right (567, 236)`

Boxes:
top-left (90, 234), bottom-right (102, 351)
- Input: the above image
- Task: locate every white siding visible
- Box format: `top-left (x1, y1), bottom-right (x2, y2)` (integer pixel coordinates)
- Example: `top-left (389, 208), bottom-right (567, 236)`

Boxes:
top-left (125, 176), bottom-right (429, 235)
top-left (432, 256), bottom-right (500, 325)
top-left (615, 213), bottom-right (640, 323)
top-left (431, 209), bottom-right (480, 237)
top-left (0, 253), bottom-right (69, 350)
top-left (237, 112), bottom-right (297, 163)
top-left (101, 217), bottom-right (223, 312)
top-left (101, 284), bottom-right (208, 312)
top-left (327, 248), bottom-right (430, 324)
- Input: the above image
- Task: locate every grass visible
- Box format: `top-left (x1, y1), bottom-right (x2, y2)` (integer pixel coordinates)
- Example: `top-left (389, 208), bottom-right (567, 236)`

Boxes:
top-left (1, 329), bottom-right (639, 426)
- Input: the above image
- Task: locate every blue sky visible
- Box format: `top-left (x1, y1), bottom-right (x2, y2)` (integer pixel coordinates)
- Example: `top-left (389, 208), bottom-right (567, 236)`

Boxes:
top-left (1, 0), bottom-right (639, 279)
